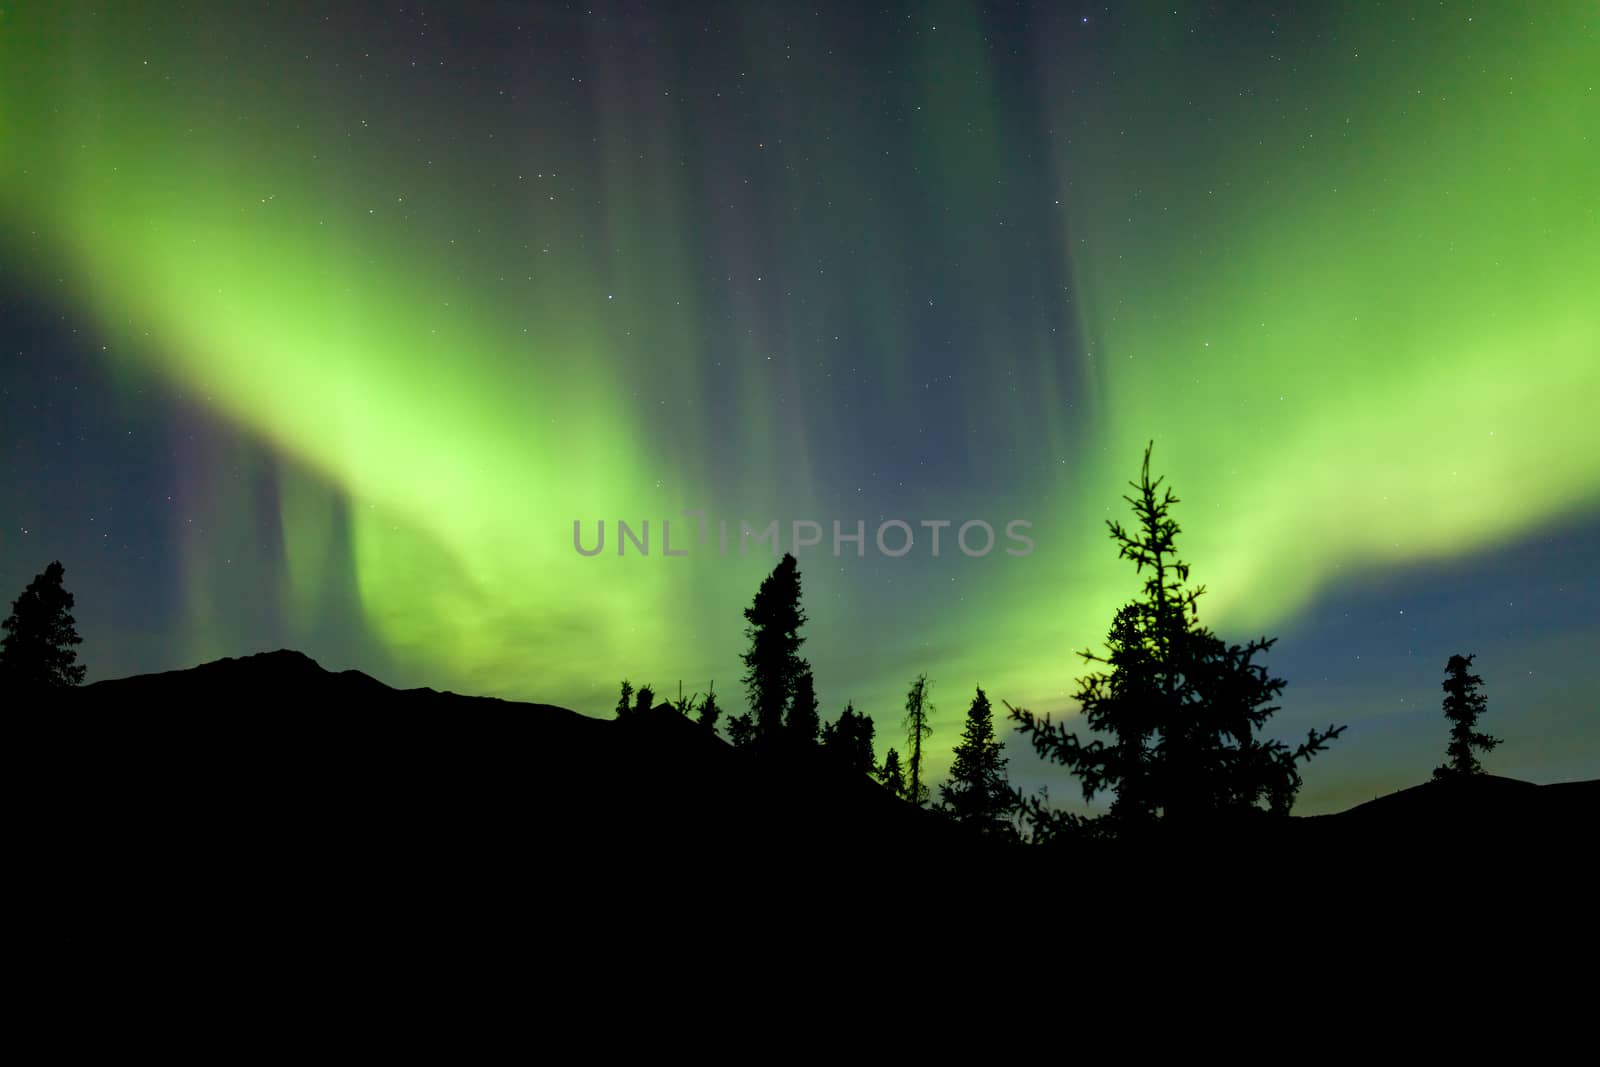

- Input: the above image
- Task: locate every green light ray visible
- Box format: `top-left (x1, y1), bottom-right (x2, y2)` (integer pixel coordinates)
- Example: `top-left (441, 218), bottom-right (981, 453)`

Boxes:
top-left (1040, 3), bottom-right (1600, 632)
top-left (2, 4), bottom-right (1595, 794)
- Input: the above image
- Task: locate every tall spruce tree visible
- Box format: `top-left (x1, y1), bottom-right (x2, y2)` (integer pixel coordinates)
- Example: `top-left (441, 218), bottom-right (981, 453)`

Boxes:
top-left (738, 552), bottom-right (809, 746)
top-left (1, 561), bottom-right (86, 692)
top-left (1009, 444), bottom-right (1344, 834)
top-left (1433, 653), bottom-right (1500, 779)
top-left (938, 686), bottom-right (1016, 836)
top-left (902, 674), bottom-right (934, 806)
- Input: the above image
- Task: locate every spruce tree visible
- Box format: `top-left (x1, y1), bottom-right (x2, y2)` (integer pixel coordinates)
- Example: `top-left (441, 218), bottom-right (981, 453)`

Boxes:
top-left (614, 680), bottom-right (634, 719)
top-left (821, 702), bottom-right (877, 777)
top-left (725, 713), bottom-right (754, 748)
top-left (938, 686), bottom-right (1016, 836)
top-left (902, 674), bottom-right (934, 806)
top-left (697, 683), bottom-right (722, 733)
top-left (739, 553), bottom-right (809, 746)
top-left (1009, 444), bottom-right (1343, 832)
top-left (1433, 653), bottom-right (1500, 779)
top-left (878, 748), bottom-right (906, 799)
top-left (0, 561), bottom-right (86, 691)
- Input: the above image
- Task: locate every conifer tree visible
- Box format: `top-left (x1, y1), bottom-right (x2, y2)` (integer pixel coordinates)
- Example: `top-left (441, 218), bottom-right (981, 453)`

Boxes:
top-left (878, 747), bottom-right (906, 799)
top-left (697, 682), bottom-right (722, 733)
top-left (740, 553), bottom-right (809, 745)
top-left (0, 561), bottom-right (86, 692)
top-left (614, 680), bottom-right (634, 720)
top-left (821, 702), bottom-right (877, 777)
top-left (902, 674), bottom-right (934, 806)
top-left (725, 713), bottom-right (754, 748)
top-left (938, 686), bottom-right (1016, 836)
top-left (1433, 653), bottom-right (1500, 779)
top-left (1009, 444), bottom-right (1343, 833)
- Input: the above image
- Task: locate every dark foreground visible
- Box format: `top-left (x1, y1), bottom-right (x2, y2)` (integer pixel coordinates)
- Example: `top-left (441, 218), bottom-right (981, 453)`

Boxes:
top-left (14, 651), bottom-right (1595, 968)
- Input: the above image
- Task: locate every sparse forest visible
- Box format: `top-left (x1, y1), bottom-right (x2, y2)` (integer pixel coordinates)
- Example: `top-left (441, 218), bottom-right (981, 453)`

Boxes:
top-left (17, 448), bottom-right (1539, 859)
top-left (597, 445), bottom-right (1553, 846)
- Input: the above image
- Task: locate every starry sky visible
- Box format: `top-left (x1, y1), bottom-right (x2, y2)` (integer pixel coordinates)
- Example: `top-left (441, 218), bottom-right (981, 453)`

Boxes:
top-left (2, 1), bottom-right (1595, 813)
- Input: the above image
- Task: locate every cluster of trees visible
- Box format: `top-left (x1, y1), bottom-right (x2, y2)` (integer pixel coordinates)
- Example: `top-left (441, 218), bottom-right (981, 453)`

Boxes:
top-left (610, 443), bottom-right (1509, 843)
top-left (611, 551), bottom-right (1025, 837)
top-left (1006, 445), bottom-right (1502, 838)
top-left (613, 678), bottom-right (725, 733)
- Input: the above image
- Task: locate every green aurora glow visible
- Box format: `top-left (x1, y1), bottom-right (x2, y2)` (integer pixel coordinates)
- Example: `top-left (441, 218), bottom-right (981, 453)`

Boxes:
top-left (3, 4), bottom-right (1595, 796)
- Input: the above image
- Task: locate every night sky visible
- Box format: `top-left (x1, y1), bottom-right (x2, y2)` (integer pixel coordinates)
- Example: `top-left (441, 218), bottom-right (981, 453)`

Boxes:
top-left (2, 2), bottom-right (1595, 813)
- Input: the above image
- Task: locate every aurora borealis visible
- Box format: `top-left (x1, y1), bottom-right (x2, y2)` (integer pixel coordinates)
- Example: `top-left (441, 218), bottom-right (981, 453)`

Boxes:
top-left (2, 2), bottom-right (1595, 810)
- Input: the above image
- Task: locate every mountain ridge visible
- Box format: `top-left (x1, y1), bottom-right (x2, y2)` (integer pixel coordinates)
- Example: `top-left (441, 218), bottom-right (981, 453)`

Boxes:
top-left (23, 649), bottom-right (1595, 921)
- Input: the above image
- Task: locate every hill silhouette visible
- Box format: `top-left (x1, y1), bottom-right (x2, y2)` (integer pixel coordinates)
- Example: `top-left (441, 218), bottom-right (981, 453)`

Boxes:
top-left (46, 651), bottom-right (973, 897)
top-left (20, 650), bottom-right (1594, 937)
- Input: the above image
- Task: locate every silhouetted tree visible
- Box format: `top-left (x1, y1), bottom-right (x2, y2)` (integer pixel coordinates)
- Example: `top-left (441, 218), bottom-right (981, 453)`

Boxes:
top-left (0, 561), bottom-right (85, 692)
top-left (938, 686), bottom-right (1016, 837)
top-left (697, 682), bottom-right (722, 733)
top-left (614, 680), bottom-right (634, 720)
top-left (1433, 653), bottom-right (1500, 779)
top-left (903, 674), bottom-right (934, 806)
top-left (725, 713), bottom-right (754, 748)
top-left (787, 665), bottom-right (820, 743)
top-left (821, 702), bottom-right (877, 776)
top-left (878, 747), bottom-right (906, 799)
top-left (739, 553), bottom-right (809, 746)
top-left (1009, 444), bottom-right (1343, 835)
top-left (633, 684), bottom-right (655, 717)
top-left (671, 682), bottom-right (698, 720)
